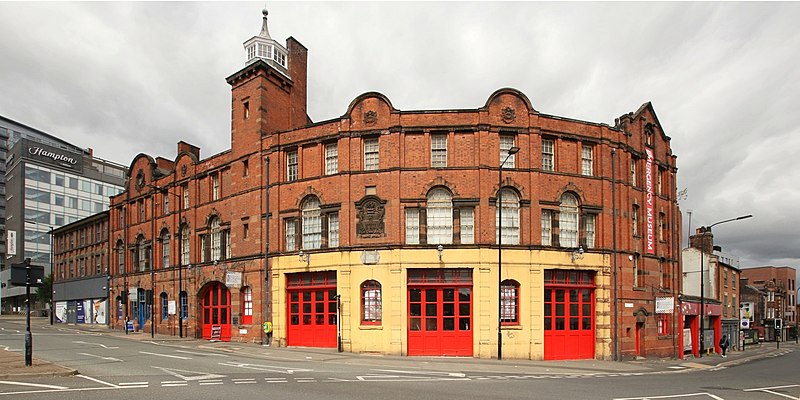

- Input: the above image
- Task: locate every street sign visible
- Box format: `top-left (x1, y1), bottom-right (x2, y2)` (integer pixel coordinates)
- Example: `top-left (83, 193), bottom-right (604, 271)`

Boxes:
top-left (740, 319), bottom-right (750, 329)
top-left (9, 261), bottom-right (45, 287)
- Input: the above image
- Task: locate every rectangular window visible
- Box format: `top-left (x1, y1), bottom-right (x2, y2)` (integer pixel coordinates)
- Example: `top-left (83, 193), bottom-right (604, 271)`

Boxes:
top-left (287, 151), bottom-right (298, 182)
top-left (662, 260), bottom-right (671, 290)
top-left (631, 157), bottom-right (638, 186)
top-left (405, 208), bottom-right (420, 244)
top-left (243, 223), bottom-right (249, 239)
top-left (361, 282), bottom-right (382, 324)
top-left (657, 314), bottom-right (669, 335)
top-left (542, 138), bottom-right (554, 171)
top-left (431, 134), bottom-right (448, 167)
top-left (500, 281), bottom-right (519, 325)
top-left (212, 173), bottom-right (220, 200)
top-left (325, 143), bottom-right (338, 175)
top-left (657, 168), bottom-right (663, 195)
top-left (364, 137), bottom-right (379, 171)
top-left (500, 135), bottom-right (516, 168)
top-left (632, 205), bottom-right (639, 236)
top-left (243, 159), bottom-right (249, 176)
top-left (541, 210), bottom-right (552, 246)
top-left (732, 272), bottom-right (737, 289)
top-left (328, 212), bottom-right (340, 248)
top-left (585, 214), bottom-right (596, 248)
top-left (581, 145), bottom-right (593, 176)
top-left (659, 213), bottom-right (666, 241)
top-left (182, 184), bottom-right (189, 209)
top-left (243, 100), bottom-right (250, 119)
top-left (460, 208), bottom-right (474, 244)
top-left (724, 269), bottom-right (729, 287)
top-left (285, 219), bottom-right (297, 252)
top-left (163, 191), bottom-right (170, 214)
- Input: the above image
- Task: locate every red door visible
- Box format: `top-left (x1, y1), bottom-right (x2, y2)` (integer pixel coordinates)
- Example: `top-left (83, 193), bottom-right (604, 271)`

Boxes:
top-left (407, 269), bottom-right (473, 356)
top-left (543, 270), bottom-right (595, 360)
top-left (201, 282), bottom-right (231, 341)
top-left (286, 271), bottom-right (337, 348)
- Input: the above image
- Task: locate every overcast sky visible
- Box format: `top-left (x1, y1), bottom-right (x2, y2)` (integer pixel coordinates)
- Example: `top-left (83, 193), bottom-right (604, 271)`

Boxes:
top-left (1, 2), bottom-right (797, 271)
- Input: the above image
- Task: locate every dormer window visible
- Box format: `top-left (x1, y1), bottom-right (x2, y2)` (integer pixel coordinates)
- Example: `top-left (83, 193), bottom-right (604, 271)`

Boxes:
top-left (247, 45), bottom-right (256, 61)
top-left (258, 43), bottom-right (272, 59)
top-left (275, 50), bottom-right (286, 67)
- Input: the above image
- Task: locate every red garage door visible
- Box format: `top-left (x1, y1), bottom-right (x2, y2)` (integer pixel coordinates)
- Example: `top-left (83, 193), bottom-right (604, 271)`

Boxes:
top-left (286, 271), bottom-right (337, 348)
top-left (201, 282), bottom-right (231, 341)
top-left (544, 270), bottom-right (595, 360)
top-left (408, 269), bottom-right (473, 356)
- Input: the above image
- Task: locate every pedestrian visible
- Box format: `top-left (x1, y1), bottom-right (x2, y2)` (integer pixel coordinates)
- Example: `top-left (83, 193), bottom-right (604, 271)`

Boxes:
top-left (719, 334), bottom-right (730, 358)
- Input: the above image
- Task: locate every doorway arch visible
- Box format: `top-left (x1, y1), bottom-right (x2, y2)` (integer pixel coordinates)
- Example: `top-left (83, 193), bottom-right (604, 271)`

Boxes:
top-left (200, 282), bottom-right (231, 341)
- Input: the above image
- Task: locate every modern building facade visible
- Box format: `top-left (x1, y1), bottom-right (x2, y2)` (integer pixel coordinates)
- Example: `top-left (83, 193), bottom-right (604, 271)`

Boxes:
top-left (51, 211), bottom-right (111, 324)
top-left (107, 10), bottom-right (682, 361)
top-left (740, 266), bottom-right (797, 341)
top-left (1, 116), bottom-right (126, 313)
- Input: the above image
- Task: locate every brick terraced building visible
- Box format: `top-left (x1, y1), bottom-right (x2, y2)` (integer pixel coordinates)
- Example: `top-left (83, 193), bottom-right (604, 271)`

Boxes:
top-left (108, 9), bottom-right (682, 360)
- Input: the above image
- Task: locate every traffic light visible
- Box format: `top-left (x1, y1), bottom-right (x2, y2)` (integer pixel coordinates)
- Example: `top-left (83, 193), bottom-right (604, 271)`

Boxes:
top-left (775, 318), bottom-right (783, 331)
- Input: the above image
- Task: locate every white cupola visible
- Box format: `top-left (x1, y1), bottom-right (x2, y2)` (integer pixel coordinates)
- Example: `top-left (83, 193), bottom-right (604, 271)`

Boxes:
top-left (243, 9), bottom-right (289, 76)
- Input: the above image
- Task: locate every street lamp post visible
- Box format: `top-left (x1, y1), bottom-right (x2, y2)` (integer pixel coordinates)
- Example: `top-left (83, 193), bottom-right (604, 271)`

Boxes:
top-left (497, 145), bottom-right (520, 361)
top-left (698, 214), bottom-right (752, 358)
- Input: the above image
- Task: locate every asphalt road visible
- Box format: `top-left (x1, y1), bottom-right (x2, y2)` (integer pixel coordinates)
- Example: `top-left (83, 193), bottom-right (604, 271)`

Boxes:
top-left (0, 319), bottom-right (798, 400)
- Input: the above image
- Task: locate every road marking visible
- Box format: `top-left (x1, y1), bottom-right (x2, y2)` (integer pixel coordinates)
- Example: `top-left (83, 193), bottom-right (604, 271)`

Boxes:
top-left (77, 375), bottom-right (118, 388)
top-left (198, 380), bottom-right (224, 386)
top-left (78, 352), bottom-right (123, 362)
top-left (139, 351), bottom-right (191, 359)
top-left (744, 384), bottom-right (800, 399)
top-left (152, 366), bottom-right (226, 381)
top-left (0, 381), bottom-right (68, 390)
top-left (233, 379), bottom-right (257, 384)
top-left (218, 361), bottom-right (312, 374)
top-left (117, 382), bottom-right (149, 386)
top-left (175, 349), bottom-right (229, 357)
top-left (614, 393), bottom-right (725, 400)
top-left (372, 369), bottom-right (467, 378)
top-left (73, 340), bottom-right (119, 349)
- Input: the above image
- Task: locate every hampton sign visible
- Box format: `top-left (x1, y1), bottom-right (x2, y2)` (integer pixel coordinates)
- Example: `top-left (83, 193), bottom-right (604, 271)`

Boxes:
top-left (19, 138), bottom-right (83, 172)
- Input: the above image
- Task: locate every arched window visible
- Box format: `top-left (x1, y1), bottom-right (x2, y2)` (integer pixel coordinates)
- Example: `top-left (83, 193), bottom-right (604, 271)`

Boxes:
top-left (116, 240), bottom-right (125, 275)
top-left (160, 229), bottom-right (170, 268)
top-left (496, 188), bottom-right (520, 245)
top-left (302, 196), bottom-right (322, 249)
top-left (160, 292), bottom-right (168, 321)
top-left (136, 235), bottom-right (148, 272)
top-left (500, 279), bottom-right (520, 325)
top-left (179, 290), bottom-right (188, 320)
top-left (427, 187), bottom-right (452, 244)
top-left (241, 286), bottom-right (253, 324)
top-left (560, 193), bottom-right (579, 248)
top-left (210, 217), bottom-right (222, 261)
top-left (180, 225), bottom-right (190, 266)
top-left (361, 280), bottom-right (382, 325)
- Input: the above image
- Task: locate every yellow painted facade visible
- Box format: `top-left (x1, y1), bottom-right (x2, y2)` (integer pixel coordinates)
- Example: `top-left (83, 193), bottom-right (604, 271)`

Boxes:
top-left (271, 247), bottom-right (612, 360)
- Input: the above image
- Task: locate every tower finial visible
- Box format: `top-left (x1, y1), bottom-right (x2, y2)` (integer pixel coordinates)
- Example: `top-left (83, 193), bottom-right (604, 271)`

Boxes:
top-left (259, 8), bottom-right (271, 39)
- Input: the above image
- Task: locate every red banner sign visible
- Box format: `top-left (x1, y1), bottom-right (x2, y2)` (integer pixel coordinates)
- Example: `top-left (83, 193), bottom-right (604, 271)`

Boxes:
top-left (645, 148), bottom-right (655, 254)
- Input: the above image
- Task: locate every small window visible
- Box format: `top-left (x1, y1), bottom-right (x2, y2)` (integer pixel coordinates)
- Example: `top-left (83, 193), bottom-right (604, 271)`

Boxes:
top-left (364, 137), bottom-right (379, 171)
top-left (657, 313), bottom-right (668, 335)
top-left (631, 157), bottom-right (638, 186)
top-left (325, 143), bottom-right (338, 175)
top-left (212, 173), bottom-right (220, 201)
top-left (405, 208), bottom-right (420, 244)
top-left (361, 280), bottom-right (382, 325)
top-left (632, 205), bottom-right (640, 237)
top-left (585, 214), bottom-right (596, 248)
top-left (431, 134), bottom-right (447, 168)
top-left (243, 159), bottom-right (249, 176)
top-left (541, 210), bottom-right (552, 246)
top-left (241, 287), bottom-right (253, 324)
top-left (180, 291), bottom-right (188, 320)
top-left (285, 219), bottom-right (297, 252)
top-left (634, 254), bottom-right (643, 288)
top-left (500, 135), bottom-right (517, 168)
top-left (287, 150), bottom-right (298, 182)
top-left (243, 223), bottom-right (249, 239)
top-left (243, 100), bottom-right (250, 119)
top-left (161, 293), bottom-right (169, 321)
top-left (581, 145), bottom-right (593, 176)
top-left (327, 212), bottom-right (340, 248)
top-left (500, 279), bottom-right (520, 325)
top-left (460, 208), bottom-right (474, 244)
top-left (182, 184), bottom-right (189, 209)
top-left (542, 139), bottom-right (554, 171)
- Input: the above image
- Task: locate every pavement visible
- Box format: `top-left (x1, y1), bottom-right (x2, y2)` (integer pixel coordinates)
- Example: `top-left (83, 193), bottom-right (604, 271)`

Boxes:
top-left (1, 315), bottom-right (796, 378)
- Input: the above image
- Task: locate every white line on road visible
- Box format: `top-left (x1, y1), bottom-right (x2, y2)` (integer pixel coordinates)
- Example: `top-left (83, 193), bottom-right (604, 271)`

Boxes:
top-left (77, 374), bottom-right (118, 388)
top-left (218, 361), bottom-right (311, 374)
top-left (175, 349), bottom-right (229, 357)
top-left (139, 351), bottom-right (191, 359)
top-left (117, 382), bottom-right (149, 386)
top-left (0, 381), bottom-right (68, 390)
top-left (78, 352), bottom-right (123, 362)
top-left (614, 393), bottom-right (726, 400)
top-left (73, 340), bottom-right (119, 349)
top-left (372, 369), bottom-right (467, 378)
top-left (199, 381), bottom-right (224, 385)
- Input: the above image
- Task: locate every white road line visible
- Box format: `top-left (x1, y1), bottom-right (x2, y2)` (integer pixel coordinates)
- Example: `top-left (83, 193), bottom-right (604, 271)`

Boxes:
top-left (199, 381), bottom-right (224, 385)
top-left (174, 349), bottom-right (229, 357)
top-left (161, 383), bottom-right (188, 387)
top-left (161, 381), bottom-right (187, 384)
top-left (614, 393), bottom-right (725, 400)
top-left (117, 382), bottom-right (149, 386)
top-left (139, 351), bottom-right (191, 360)
top-left (373, 369), bottom-right (467, 378)
top-left (78, 352), bottom-right (123, 362)
top-left (73, 341), bottom-right (119, 349)
top-left (218, 361), bottom-right (311, 374)
top-left (0, 381), bottom-right (68, 390)
top-left (77, 374), bottom-right (118, 388)
top-left (745, 384), bottom-right (800, 391)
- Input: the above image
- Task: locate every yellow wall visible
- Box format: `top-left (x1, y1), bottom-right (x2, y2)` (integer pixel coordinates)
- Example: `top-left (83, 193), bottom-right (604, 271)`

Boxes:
top-left (270, 248), bottom-right (611, 360)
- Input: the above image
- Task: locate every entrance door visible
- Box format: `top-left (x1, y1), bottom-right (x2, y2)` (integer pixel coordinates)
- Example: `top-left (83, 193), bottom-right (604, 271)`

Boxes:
top-left (201, 282), bottom-right (231, 341)
top-left (286, 271), bottom-right (337, 348)
top-left (407, 269), bottom-right (473, 356)
top-left (543, 270), bottom-right (595, 360)
top-left (137, 289), bottom-right (147, 330)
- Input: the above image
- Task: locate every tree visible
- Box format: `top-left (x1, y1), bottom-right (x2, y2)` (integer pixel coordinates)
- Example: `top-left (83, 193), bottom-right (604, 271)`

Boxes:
top-left (35, 273), bottom-right (52, 306)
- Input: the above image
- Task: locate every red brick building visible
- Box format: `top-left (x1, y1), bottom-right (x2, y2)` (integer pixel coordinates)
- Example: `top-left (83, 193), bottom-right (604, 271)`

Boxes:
top-left (740, 266), bottom-right (797, 341)
top-left (108, 10), bottom-right (682, 360)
